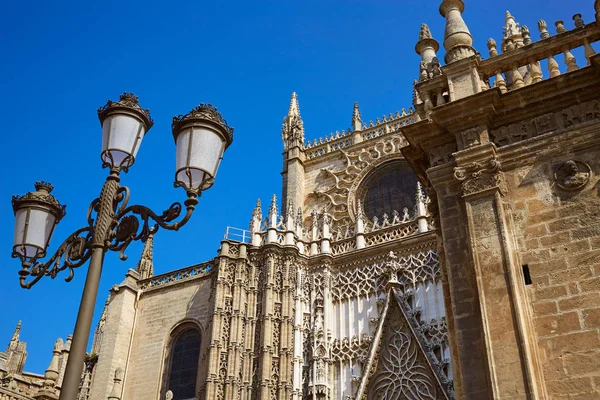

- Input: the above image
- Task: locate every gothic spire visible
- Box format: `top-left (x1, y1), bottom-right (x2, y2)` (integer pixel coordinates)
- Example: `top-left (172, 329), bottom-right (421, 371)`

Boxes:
top-left (136, 233), bottom-right (154, 280)
top-left (9, 321), bottom-right (21, 348)
top-left (288, 92), bottom-right (300, 117)
top-left (415, 23), bottom-right (440, 81)
top-left (439, 0), bottom-right (476, 63)
top-left (351, 102), bottom-right (363, 131)
top-left (282, 92), bottom-right (305, 151)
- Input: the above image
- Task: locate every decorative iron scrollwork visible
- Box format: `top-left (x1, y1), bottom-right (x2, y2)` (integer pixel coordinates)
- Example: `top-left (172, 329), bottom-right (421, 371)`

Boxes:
top-left (14, 177), bottom-right (198, 288)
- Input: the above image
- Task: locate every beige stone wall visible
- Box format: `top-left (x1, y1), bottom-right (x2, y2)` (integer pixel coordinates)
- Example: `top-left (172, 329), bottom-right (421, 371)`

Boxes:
top-left (508, 137), bottom-right (600, 398)
top-left (89, 282), bottom-right (137, 400)
top-left (121, 276), bottom-right (213, 399)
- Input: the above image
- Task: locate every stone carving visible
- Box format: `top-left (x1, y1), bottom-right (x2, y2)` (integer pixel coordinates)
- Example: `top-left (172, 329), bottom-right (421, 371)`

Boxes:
top-left (331, 250), bottom-right (439, 302)
top-left (461, 128), bottom-right (481, 148)
top-left (331, 334), bottom-right (373, 362)
top-left (454, 159), bottom-right (506, 196)
top-left (554, 160), bottom-right (591, 191)
top-left (365, 294), bottom-right (449, 400)
top-left (490, 99), bottom-right (600, 147)
top-left (429, 142), bottom-right (458, 167)
top-left (312, 135), bottom-right (407, 226)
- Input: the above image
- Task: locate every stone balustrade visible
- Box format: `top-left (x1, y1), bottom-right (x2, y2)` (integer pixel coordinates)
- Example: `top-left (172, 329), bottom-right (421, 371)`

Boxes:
top-left (139, 261), bottom-right (213, 290)
top-left (305, 111), bottom-right (417, 160)
top-left (482, 16), bottom-right (600, 93)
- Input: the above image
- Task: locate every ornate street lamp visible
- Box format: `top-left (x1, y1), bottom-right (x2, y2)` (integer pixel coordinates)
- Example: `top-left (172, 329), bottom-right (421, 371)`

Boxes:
top-left (10, 93), bottom-right (234, 400)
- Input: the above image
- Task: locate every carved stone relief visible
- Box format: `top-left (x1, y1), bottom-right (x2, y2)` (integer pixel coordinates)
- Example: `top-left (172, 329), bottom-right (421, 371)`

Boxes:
top-left (429, 142), bottom-right (458, 168)
top-left (554, 160), bottom-right (592, 191)
top-left (490, 99), bottom-right (600, 147)
top-left (310, 135), bottom-right (407, 227)
top-left (365, 294), bottom-right (449, 400)
top-left (454, 159), bottom-right (507, 197)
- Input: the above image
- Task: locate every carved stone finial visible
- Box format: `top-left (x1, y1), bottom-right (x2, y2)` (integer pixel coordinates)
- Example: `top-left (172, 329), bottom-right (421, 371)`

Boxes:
top-left (282, 92), bottom-right (304, 151)
top-left (419, 23), bottom-right (433, 41)
top-left (108, 367), bottom-right (124, 400)
top-left (352, 102), bottom-right (363, 131)
top-left (521, 25), bottom-right (532, 46)
top-left (286, 199), bottom-right (294, 220)
top-left (416, 23), bottom-right (440, 81)
top-left (555, 20), bottom-right (566, 34)
top-left (573, 14), bottom-right (584, 29)
top-left (487, 38), bottom-right (498, 57)
top-left (439, 0), bottom-right (476, 64)
top-left (269, 194), bottom-right (278, 217)
top-left (10, 320), bottom-right (21, 344)
top-left (356, 201), bottom-right (364, 218)
top-left (502, 10), bottom-right (524, 51)
top-left (136, 233), bottom-right (154, 280)
top-left (254, 198), bottom-right (262, 217)
top-left (538, 19), bottom-right (550, 39)
top-left (311, 208), bottom-right (319, 230)
top-left (288, 92), bottom-right (300, 117)
top-left (416, 182), bottom-right (426, 203)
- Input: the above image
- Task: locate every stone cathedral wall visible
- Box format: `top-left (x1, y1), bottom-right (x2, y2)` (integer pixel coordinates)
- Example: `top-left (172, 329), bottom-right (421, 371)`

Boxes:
top-left (506, 123), bottom-right (600, 396)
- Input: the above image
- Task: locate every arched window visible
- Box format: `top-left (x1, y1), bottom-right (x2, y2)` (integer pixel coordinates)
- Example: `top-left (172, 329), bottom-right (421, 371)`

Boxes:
top-left (165, 326), bottom-right (201, 399)
top-left (360, 160), bottom-right (418, 221)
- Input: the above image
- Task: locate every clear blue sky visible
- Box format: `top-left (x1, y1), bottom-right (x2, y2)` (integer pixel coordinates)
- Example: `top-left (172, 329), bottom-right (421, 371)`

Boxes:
top-left (0, 0), bottom-right (591, 374)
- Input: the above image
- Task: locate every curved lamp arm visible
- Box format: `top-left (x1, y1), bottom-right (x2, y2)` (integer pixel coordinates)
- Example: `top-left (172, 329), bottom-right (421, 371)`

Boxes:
top-left (107, 188), bottom-right (199, 260)
top-left (14, 226), bottom-right (94, 289)
top-left (14, 185), bottom-right (198, 288)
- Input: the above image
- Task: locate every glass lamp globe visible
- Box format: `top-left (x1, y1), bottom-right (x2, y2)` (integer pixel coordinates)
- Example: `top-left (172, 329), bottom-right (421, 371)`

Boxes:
top-left (171, 104), bottom-right (234, 194)
top-left (12, 181), bottom-right (66, 260)
top-left (97, 92), bottom-right (154, 171)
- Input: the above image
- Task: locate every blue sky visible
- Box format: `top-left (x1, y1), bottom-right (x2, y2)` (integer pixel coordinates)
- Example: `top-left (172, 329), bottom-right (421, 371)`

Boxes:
top-left (0, 0), bottom-right (591, 374)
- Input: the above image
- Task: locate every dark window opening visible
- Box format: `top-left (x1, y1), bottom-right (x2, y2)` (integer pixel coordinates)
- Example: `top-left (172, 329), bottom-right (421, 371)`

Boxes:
top-left (167, 329), bottom-right (201, 399)
top-left (522, 265), bottom-right (532, 285)
top-left (362, 161), bottom-right (419, 221)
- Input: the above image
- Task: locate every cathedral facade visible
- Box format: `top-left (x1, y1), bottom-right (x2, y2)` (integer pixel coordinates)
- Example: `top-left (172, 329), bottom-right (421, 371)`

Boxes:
top-left (3, 1), bottom-right (600, 399)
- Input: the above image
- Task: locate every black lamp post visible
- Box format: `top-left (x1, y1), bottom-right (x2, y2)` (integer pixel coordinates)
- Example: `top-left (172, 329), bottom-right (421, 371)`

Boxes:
top-left (11, 93), bottom-right (234, 399)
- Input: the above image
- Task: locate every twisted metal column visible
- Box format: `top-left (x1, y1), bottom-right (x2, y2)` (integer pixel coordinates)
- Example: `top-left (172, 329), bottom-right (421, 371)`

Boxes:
top-left (59, 172), bottom-right (121, 400)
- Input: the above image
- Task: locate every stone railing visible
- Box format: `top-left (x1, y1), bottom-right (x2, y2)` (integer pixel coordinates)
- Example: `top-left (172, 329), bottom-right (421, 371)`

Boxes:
top-left (139, 261), bottom-right (214, 290)
top-left (305, 112), bottom-right (418, 160)
top-left (364, 219), bottom-right (421, 247)
top-left (481, 16), bottom-right (600, 93)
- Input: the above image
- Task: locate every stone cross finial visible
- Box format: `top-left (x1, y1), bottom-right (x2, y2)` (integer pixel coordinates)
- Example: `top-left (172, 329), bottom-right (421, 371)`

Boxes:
top-left (439, 0), bottom-right (476, 63)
